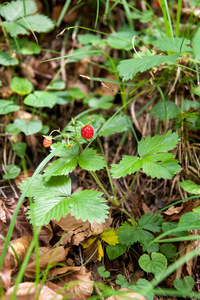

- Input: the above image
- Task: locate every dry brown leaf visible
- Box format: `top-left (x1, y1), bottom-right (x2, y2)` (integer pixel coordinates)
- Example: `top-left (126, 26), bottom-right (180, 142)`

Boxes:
top-left (0, 219), bottom-right (8, 245)
top-left (39, 224), bottom-right (53, 246)
top-left (53, 214), bottom-right (87, 231)
top-left (49, 265), bottom-right (93, 299)
top-left (2, 197), bottom-right (32, 239)
top-left (9, 236), bottom-right (32, 269)
top-left (185, 229), bottom-right (200, 276)
top-left (25, 246), bottom-right (69, 278)
top-left (6, 282), bottom-right (63, 300)
top-left (107, 288), bottom-right (147, 300)
top-left (162, 200), bottom-right (194, 221)
top-left (0, 246), bottom-right (13, 290)
top-left (14, 170), bottom-right (35, 187)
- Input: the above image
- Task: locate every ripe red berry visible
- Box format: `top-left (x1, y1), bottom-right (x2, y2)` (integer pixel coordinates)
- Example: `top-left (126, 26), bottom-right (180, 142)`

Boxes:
top-left (156, 0), bottom-right (161, 8)
top-left (43, 137), bottom-right (52, 148)
top-left (81, 125), bottom-right (94, 139)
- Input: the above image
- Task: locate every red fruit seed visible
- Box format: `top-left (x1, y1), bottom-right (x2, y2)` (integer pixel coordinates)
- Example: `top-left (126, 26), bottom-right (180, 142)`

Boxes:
top-left (81, 125), bottom-right (94, 139)
top-left (43, 137), bottom-right (52, 148)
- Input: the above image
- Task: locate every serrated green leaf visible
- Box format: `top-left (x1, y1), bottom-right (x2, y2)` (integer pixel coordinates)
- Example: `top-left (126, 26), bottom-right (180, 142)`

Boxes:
top-left (2, 21), bottom-right (29, 37)
top-left (3, 164), bottom-right (21, 179)
top-left (98, 113), bottom-right (130, 137)
top-left (27, 196), bottom-right (71, 226)
top-left (0, 100), bottom-right (19, 115)
top-left (10, 76), bottom-right (33, 95)
top-left (117, 54), bottom-right (179, 81)
top-left (24, 91), bottom-right (57, 108)
top-left (138, 213), bottom-right (163, 233)
top-left (138, 131), bottom-right (179, 156)
top-left (45, 176), bottom-right (71, 196)
top-left (17, 14), bottom-right (55, 33)
top-left (0, 51), bottom-right (19, 66)
top-left (139, 252), bottom-right (167, 278)
top-left (162, 221), bottom-right (189, 237)
top-left (149, 101), bottom-right (181, 121)
top-left (5, 119), bottom-right (42, 135)
top-left (118, 221), bottom-right (140, 245)
top-left (106, 244), bottom-right (126, 260)
top-left (174, 276), bottom-right (195, 292)
top-left (151, 37), bottom-right (192, 53)
top-left (43, 157), bottom-right (78, 181)
top-left (111, 156), bottom-right (141, 178)
top-left (0, 0), bottom-right (37, 22)
top-left (98, 266), bottom-right (110, 278)
top-left (179, 180), bottom-right (200, 194)
top-left (78, 148), bottom-right (106, 171)
top-left (52, 143), bottom-right (79, 158)
top-left (70, 190), bottom-right (109, 223)
top-left (141, 156), bottom-right (180, 179)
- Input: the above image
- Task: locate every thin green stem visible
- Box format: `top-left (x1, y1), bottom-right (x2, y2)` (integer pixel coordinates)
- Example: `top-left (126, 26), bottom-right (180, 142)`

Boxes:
top-left (175, 0), bottom-right (182, 37)
top-left (97, 136), bottom-right (114, 194)
top-left (119, 170), bottom-right (139, 205)
top-left (90, 171), bottom-right (113, 202)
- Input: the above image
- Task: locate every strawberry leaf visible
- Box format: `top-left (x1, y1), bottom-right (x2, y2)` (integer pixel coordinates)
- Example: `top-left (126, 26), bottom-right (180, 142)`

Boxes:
top-left (111, 156), bottom-right (141, 178)
top-left (117, 54), bottom-right (179, 81)
top-left (70, 190), bottom-right (109, 223)
top-left (78, 148), bottom-right (106, 171)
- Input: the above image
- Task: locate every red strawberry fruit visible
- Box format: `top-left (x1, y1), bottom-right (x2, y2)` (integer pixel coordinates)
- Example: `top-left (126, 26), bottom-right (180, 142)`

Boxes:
top-left (43, 137), bottom-right (52, 148)
top-left (81, 125), bottom-right (94, 139)
top-left (156, 0), bottom-right (161, 8)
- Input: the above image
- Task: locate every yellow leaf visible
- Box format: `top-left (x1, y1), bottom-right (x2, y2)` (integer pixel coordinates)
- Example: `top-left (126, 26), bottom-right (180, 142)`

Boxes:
top-left (83, 237), bottom-right (97, 249)
top-left (100, 228), bottom-right (119, 245)
top-left (97, 240), bottom-right (104, 261)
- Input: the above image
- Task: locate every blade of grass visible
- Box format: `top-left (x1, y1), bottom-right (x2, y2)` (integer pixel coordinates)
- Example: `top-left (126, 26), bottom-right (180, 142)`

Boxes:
top-left (56, 0), bottom-right (71, 27)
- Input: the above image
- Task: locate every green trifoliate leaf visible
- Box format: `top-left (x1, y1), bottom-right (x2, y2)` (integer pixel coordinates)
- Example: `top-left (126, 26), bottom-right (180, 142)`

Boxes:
top-left (70, 190), bottom-right (109, 224)
top-left (98, 113), bottom-right (130, 137)
top-left (139, 252), bottom-right (167, 278)
top-left (10, 76), bottom-right (33, 95)
top-left (151, 37), bottom-right (192, 53)
top-left (24, 91), bottom-right (57, 108)
top-left (178, 180), bottom-right (200, 194)
top-left (138, 131), bottom-right (179, 156)
top-left (111, 156), bottom-right (141, 178)
top-left (117, 54), bottom-right (179, 81)
top-left (78, 148), bottom-right (106, 171)
top-left (0, 52), bottom-right (19, 66)
top-left (0, 100), bottom-right (19, 115)
top-left (43, 157), bottom-right (78, 181)
top-left (138, 213), bottom-right (163, 233)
